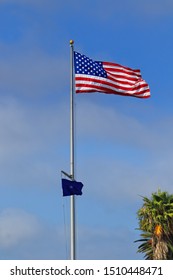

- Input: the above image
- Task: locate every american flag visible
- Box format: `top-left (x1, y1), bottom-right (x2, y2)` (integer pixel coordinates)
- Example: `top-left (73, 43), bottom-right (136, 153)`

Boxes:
top-left (74, 52), bottom-right (150, 98)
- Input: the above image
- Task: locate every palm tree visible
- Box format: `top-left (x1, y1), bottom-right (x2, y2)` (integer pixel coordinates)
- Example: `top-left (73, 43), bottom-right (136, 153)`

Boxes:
top-left (135, 189), bottom-right (173, 259)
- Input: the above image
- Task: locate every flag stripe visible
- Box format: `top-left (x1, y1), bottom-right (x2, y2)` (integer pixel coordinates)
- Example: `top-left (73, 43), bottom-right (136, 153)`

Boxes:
top-left (75, 75), bottom-right (149, 95)
top-left (102, 61), bottom-right (141, 75)
top-left (107, 74), bottom-right (141, 85)
top-left (103, 65), bottom-right (142, 78)
top-left (76, 85), bottom-right (150, 97)
top-left (76, 75), bottom-right (148, 89)
top-left (76, 88), bottom-right (150, 98)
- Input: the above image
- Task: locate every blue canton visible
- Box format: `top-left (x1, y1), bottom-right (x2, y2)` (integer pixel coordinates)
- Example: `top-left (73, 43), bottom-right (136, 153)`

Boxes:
top-left (74, 52), bottom-right (107, 78)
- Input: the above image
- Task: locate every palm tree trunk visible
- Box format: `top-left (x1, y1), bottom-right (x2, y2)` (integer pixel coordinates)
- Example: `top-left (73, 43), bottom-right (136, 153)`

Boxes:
top-left (153, 240), bottom-right (168, 260)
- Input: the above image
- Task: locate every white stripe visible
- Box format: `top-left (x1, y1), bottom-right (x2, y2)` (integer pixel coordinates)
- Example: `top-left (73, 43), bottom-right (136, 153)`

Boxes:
top-left (75, 82), bottom-right (150, 95)
top-left (103, 63), bottom-right (141, 76)
top-left (107, 71), bottom-right (141, 81)
top-left (76, 86), bottom-right (150, 97)
top-left (75, 74), bottom-right (148, 91)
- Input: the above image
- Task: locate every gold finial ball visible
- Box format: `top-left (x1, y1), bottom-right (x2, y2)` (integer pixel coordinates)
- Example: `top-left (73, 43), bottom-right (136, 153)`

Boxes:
top-left (70, 40), bottom-right (74, 45)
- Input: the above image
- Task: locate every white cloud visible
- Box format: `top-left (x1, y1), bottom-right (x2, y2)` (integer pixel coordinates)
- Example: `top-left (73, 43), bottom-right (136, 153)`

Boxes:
top-left (0, 0), bottom-right (64, 15)
top-left (2, 0), bottom-right (173, 18)
top-left (1, 97), bottom-right (172, 197)
top-left (0, 208), bottom-right (41, 248)
top-left (0, 0), bottom-right (55, 6)
top-left (135, 0), bottom-right (173, 17)
top-left (110, 0), bottom-right (173, 17)
top-left (76, 100), bottom-right (173, 152)
top-left (77, 226), bottom-right (138, 260)
top-left (0, 48), bottom-right (68, 96)
top-left (74, 100), bottom-right (173, 203)
top-left (0, 98), bottom-right (69, 189)
top-left (0, 99), bottom-right (68, 159)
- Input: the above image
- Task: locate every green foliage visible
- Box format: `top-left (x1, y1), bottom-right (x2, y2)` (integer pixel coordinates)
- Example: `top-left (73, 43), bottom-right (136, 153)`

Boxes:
top-left (135, 231), bottom-right (153, 260)
top-left (135, 189), bottom-right (173, 259)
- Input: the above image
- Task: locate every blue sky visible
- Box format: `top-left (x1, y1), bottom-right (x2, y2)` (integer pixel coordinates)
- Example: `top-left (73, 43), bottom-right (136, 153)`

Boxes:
top-left (0, 0), bottom-right (173, 260)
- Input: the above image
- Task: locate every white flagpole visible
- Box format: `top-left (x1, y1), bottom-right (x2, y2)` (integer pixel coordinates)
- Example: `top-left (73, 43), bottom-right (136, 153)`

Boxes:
top-left (69, 40), bottom-right (76, 260)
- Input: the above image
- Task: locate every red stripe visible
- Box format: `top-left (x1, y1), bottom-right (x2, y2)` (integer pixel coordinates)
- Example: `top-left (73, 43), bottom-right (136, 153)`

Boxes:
top-left (76, 88), bottom-right (150, 98)
top-left (103, 61), bottom-right (141, 74)
top-left (76, 74), bottom-right (140, 85)
top-left (75, 85), bottom-right (150, 96)
top-left (75, 77), bottom-right (149, 93)
top-left (104, 67), bottom-right (141, 78)
top-left (75, 84), bottom-right (150, 96)
top-left (107, 73), bottom-right (141, 83)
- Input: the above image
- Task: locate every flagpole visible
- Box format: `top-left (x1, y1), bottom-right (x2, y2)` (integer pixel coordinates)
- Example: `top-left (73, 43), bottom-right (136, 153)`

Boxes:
top-left (70, 39), bottom-right (76, 260)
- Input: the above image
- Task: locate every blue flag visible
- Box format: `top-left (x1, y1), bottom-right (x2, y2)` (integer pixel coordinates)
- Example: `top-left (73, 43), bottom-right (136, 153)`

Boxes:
top-left (61, 178), bottom-right (83, 196)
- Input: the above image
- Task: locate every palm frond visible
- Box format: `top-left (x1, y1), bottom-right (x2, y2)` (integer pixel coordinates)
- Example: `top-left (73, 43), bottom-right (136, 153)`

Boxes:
top-left (135, 189), bottom-right (173, 260)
